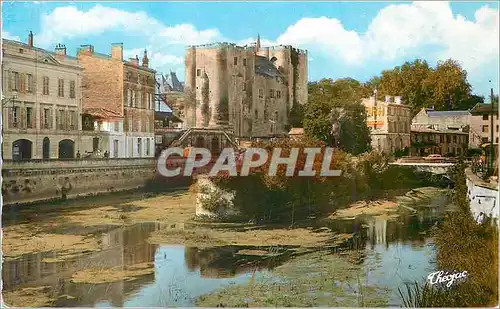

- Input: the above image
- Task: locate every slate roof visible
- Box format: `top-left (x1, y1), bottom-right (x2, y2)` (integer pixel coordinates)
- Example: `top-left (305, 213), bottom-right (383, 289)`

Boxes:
top-left (470, 103), bottom-right (498, 115)
top-left (427, 110), bottom-right (470, 117)
top-left (255, 56), bottom-right (282, 78)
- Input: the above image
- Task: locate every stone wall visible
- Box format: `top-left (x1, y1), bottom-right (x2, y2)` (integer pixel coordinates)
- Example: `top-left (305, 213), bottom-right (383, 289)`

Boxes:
top-left (1, 158), bottom-right (156, 205)
top-left (466, 168), bottom-right (499, 220)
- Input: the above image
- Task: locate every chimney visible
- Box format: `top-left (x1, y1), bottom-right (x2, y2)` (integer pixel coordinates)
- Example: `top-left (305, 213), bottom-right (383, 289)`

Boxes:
top-left (142, 49), bottom-right (149, 68)
top-left (55, 44), bottom-right (66, 57)
top-left (394, 96), bottom-right (401, 104)
top-left (80, 44), bottom-right (94, 54)
top-left (28, 31), bottom-right (33, 47)
top-left (111, 43), bottom-right (123, 61)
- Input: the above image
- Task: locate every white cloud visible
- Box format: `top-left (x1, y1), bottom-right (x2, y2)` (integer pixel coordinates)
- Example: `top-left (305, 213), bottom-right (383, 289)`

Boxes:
top-left (35, 4), bottom-right (220, 76)
top-left (36, 4), bottom-right (221, 48)
top-left (274, 2), bottom-right (499, 73)
top-left (124, 47), bottom-right (183, 67)
top-left (2, 31), bottom-right (21, 41)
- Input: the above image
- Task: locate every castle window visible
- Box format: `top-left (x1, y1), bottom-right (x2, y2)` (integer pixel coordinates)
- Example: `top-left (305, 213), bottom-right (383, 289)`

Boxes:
top-left (258, 89), bottom-right (263, 99)
top-left (243, 58), bottom-right (247, 66)
top-left (234, 57), bottom-right (238, 65)
top-left (197, 69), bottom-right (201, 77)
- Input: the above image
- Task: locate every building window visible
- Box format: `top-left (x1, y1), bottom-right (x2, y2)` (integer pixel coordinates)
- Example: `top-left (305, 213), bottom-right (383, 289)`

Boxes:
top-left (70, 81), bottom-right (75, 98)
top-left (243, 83), bottom-right (246, 91)
top-left (26, 107), bottom-right (33, 128)
top-left (44, 108), bottom-right (50, 128)
top-left (483, 114), bottom-right (488, 120)
top-left (114, 121), bottom-right (119, 132)
top-left (146, 139), bottom-right (150, 156)
top-left (197, 69), bottom-right (201, 77)
top-left (137, 138), bottom-right (142, 156)
top-left (453, 135), bottom-right (457, 143)
top-left (43, 76), bottom-right (49, 95)
top-left (446, 135), bottom-right (451, 143)
top-left (27, 74), bottom-right (34, 93)
top-left (128, 119), bottom-right (133, 132)
top-left (255, 109), bottom-right (258, 119)
top-left (146, 119), bottom-right (150, 133)
top-left (12, 72), bottom-right (19, 91)
top-left (276, 90), bottom-right (281, 99)
top-left (258, 89), bottom-right (263, 99)
top-left (497, 125), bottom-right (499, 132)
top-left (269, 89), bottom-right (274, 98)
top-left (132, 90), bottom-right (136, 107)
top-left (138, 92), bottom-right (142, 108)
top-left (57, 110), bottom-right (64, 129)
top-left (243, 58), bottom-right (247, 66)
top-left (70, 111), bottom-right (76, 130)
top-left (234, 57), bottom-right (238, 65)
top-left (12, 107), bottom-right (19, 128)
top-left (482, 125), bottom-right (489, 133)
top-left (127, 89), bottom-right (132, 107)
top-left (58, 79), bottom-right (64, 97)
top-left (496, 137), bottom-right (499, 143)
top-left (440, 135), bottom-right (444, 143)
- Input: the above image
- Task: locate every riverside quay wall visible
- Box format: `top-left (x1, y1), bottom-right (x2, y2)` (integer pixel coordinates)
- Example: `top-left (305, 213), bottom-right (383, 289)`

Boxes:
top-left (1, 158), bottom-right (156, 205)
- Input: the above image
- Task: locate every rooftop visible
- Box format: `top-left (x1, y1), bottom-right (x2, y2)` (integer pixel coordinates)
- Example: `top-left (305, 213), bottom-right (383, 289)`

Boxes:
top-left (2, 38), bottom-right (79, 61)
top-left (411, 128), bottom-right (468, 135)
top-left (255, 56), bottom-right (282, 78)
top-left (427, 110), bottom-right (471, 117)
top-left (470, 103), bottom-right (498, 115)
top-left (83, 107), bottom-right (123, 120)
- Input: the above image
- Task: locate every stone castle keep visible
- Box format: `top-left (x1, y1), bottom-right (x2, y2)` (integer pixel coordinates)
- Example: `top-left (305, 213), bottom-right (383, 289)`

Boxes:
top-left (183, 36), bottom-right (308, 138)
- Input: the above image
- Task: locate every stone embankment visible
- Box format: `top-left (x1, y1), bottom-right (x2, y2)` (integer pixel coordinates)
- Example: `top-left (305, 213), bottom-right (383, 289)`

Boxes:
top-left (1, 158), bottom-right (157, 205)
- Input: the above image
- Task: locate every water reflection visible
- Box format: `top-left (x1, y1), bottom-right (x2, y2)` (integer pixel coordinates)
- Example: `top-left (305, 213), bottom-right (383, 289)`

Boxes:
top-left (3, 195), bottom-right (449, 307)
top-left (3, 223), bottom-right (161, 307)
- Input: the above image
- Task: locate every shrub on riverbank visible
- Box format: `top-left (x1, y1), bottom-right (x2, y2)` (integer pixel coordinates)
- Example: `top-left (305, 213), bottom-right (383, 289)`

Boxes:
top-left (400, 161), bottom-right (498, 307)
top-left (201, 137), bottom-right (439, 224)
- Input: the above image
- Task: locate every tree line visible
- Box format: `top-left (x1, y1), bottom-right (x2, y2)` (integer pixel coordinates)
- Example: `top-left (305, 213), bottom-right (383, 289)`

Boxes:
top-left (291, 58), bottom-right (498, 155)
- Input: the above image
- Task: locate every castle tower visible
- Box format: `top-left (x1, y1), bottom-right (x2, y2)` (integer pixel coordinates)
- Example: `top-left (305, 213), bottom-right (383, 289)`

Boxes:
top-left (197, 70), bottom-right (210, 127)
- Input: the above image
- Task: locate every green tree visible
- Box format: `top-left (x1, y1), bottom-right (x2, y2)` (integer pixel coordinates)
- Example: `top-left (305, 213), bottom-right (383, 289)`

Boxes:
top-left (366, 58), bottom-right (473, 114)
top-left (304, 78), bottom-right (371, 155)
top-left (425, 59), bottom-right (472, 110)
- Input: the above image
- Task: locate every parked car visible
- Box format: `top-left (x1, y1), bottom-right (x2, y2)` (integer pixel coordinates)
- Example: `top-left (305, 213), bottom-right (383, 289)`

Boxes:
top-left (424, 154), bottom-right (443, 160)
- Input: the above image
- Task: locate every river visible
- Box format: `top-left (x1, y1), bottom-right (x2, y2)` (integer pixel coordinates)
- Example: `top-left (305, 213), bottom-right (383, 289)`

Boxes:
top-left (2, 189), bottom-right (451, 307)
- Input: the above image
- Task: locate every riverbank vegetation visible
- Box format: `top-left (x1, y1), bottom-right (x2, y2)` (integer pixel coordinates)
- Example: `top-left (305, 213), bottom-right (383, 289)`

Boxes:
top-left (198, 137), bottom-right (446, 224)
top-left (399, 161), bottom-right (498, 307)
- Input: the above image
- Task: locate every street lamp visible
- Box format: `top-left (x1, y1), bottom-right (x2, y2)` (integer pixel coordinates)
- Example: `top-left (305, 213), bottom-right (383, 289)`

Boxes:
top-left (2, 90), bottom-right (18, 106)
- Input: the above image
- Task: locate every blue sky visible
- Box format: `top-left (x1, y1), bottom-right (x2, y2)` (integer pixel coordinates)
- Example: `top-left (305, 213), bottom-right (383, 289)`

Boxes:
top-left (2, 1), bottom-right (499, 99)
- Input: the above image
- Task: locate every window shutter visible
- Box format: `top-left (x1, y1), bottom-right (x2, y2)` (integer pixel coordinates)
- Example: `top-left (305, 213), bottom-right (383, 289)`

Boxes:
top-left (30, 108), bottom-right (35, 129)
top-left (8, 107), bottom-right (12, 128)
top-left (20, 107), bottom-right (26, 129)
top-left (20, 73), bottom-right (26, 92)
top-left (48, 109), bottom-right (53, 129)
top-left (40, 108), bottom-right (44, 129)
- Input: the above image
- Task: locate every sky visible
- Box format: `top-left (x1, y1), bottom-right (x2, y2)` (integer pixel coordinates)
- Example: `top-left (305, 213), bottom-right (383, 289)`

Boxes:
top-left (2, 1), bottom-right (499, 99)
